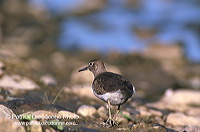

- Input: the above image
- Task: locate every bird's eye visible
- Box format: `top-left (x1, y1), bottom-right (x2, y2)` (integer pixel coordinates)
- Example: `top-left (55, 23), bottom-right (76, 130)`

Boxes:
top-left (89, 62), bottom-right (93, 66)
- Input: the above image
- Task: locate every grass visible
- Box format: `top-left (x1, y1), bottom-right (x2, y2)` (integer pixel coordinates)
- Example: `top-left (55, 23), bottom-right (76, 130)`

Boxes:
top-left (52, 87), bottom-right (64, 104)
top-left (43, 92), bottom-right (50, 104)
top-left (42, 86), bottom-right (64, 105)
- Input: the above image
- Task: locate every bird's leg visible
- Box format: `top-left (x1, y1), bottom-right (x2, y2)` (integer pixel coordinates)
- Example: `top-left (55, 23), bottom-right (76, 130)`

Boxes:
top-left (108, 100), bottom-right (112, 119)
top-left (113, 105), bottom-right (120, 120)
top-left (105, 100), bottom-right (118, 127)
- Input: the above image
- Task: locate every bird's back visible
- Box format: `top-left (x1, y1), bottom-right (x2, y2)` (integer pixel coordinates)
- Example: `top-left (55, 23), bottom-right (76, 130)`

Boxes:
top-left (92, 72), bottom-right (134, 95)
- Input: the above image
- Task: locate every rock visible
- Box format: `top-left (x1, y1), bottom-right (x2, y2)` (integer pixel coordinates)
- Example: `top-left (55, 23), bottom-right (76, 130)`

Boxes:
top-left (0, 43), bottom-right (30, 58)
top-left (147, 89), bottom-right (200, 112)
top-left (29, 120), bottom-right (42, 132)
top-left (186, 108), bottom-right (200, 117)
top-left (116, 115), bottom-right (128, 124)
top-left (27, 58), bottom-right (42, 70)
top-left (106, 65), bottom-right (122, 75)
top-left (44, 127), bottom-right (56, 132)
top-left (0, 105), bottom-right (16, 120)
top-left (138, 106), bottom-right (151, 116)
top-left (64, 85), bottom-right (96, 100)
top-left (50, 52), bottom-right (67, 69)
top-left (21, 110), bottom-right (80, 120)
top-left (182, 126), bottom-right (200, 132)
top-left (0, 74), bottom-right (39, 94)
top-left (0, 47), bottom-right (15, 57)
top-left (162, 89), bottom-right (200, 106)
top-left (188, 76), bottom-right (200, 90)
top-left (77, 105), bottom-right (97, 117)
top-left (97, 106), bottom-right (107, 119)
top-left (40, 74), bottom-right (57, 86)
top-left (0, 105), bottom-right (25, 132)
top-left (144, 44), bottom-right (185, 76)
top-left (70, 67), bottom-right (93, 84)
top-left (144, 44), bottom-right (183, 61)
top-left (116, 111), bottom-right (130, 124)
top-left (149, 109), bottom-right (163, 117)
top-left (0, 118), bottom-right (25, 132)
top-left (166, 112), bottom-right (200, 126)
top-left (139, 106), bottom-right (162, 117)
top-left (58, 111), bottom-right (80, 119)
top-left (20, 110), bottom-right (57, 120)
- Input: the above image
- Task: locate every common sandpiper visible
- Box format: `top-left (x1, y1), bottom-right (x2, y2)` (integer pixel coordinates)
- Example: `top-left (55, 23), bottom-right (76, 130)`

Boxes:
top-left (78, 59), bottom-right (135, 127)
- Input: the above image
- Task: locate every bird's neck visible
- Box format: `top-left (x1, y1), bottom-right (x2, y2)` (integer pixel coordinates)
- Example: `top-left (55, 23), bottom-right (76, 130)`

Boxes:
top-left (93, 69), bottom-right (106, 78)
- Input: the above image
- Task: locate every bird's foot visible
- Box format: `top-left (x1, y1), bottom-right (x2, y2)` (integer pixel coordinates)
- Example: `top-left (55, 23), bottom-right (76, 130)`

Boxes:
top-left (102, 118), bottom-right (118, 127)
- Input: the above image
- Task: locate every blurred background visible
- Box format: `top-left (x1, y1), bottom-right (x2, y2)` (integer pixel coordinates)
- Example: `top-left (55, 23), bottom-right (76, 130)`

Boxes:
top-left (31, 0), bottom-right (200, 61)
top-left (0, 0), bottom-right (200, 102)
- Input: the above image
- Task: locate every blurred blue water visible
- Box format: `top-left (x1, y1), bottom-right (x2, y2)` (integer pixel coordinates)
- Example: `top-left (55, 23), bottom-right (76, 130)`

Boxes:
top-left (29, 0), bottom-right (200, 62)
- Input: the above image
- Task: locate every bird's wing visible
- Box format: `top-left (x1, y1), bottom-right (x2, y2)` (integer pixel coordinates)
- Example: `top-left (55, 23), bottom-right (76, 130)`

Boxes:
top-left (93, 72), bottom-right (133, 95)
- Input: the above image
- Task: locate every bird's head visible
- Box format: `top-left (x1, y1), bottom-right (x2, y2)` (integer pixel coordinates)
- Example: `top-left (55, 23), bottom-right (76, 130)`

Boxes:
top-left (78, 59), bottom-right (106, 77)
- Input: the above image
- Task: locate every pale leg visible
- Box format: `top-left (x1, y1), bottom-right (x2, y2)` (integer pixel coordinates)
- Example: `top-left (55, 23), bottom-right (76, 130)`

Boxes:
top-left (113, 105), bottom-right (120, 120)
top-left (105, 100), bottom-right (118, 127)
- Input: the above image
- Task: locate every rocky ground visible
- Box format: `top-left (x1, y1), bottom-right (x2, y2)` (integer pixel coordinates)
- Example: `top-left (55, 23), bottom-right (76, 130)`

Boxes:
top-left (0, 43), bottom-right (200, 132)
top-left (0, 1), bottom-right (200, 131)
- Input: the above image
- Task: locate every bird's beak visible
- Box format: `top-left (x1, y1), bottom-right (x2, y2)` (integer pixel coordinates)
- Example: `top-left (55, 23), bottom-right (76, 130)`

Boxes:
top-left (78, 66), bottom-right (89, 72)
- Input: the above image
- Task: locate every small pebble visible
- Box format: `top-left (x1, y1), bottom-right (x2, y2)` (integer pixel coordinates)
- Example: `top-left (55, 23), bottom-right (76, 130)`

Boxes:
top-left (77, 105), bottom-right (97, 117)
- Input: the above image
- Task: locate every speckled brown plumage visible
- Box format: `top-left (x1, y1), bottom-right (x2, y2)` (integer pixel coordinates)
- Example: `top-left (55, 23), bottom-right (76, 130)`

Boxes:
top-left (93, 72), bottom-right (133, 95)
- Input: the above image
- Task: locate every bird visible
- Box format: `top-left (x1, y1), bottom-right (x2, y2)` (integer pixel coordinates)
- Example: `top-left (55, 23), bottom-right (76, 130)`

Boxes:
top-left (78, 59), bottom-right (135, 127)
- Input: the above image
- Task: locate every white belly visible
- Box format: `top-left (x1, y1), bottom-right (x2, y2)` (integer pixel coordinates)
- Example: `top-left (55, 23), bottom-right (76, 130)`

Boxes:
top-left (93, 89), bottom-right (132, 105)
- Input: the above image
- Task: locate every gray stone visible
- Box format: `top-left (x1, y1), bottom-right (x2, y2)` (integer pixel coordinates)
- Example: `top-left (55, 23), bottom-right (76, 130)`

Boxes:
top-left (40, 74), bottom-right (57, 86)
top-left (97, 106), bottom-right (107, 119)
top-left (144, 44), bottom-right (183, 61)
top-left (139, 106), bottom-right (162, 117)
top-left (186, 107), bottom-right (200, 117)
top-left (64, 85), bottom-right (96, 100)
top-left (77, 105), bottom-right (97, 117)
top-left (0, 75), bottom-right (39, 92)
top-left (50, 52), bottom-right (67, 69)
top-left (0, 105), bottom-right (25, 132)
top-left (116, 111), bottom-right (130, 124)
top-left (0, 43), bottom-right (30, 58)
top-left (166, 112), bottom-right (200, 126)
top-left (44, 127), bottom-right (56, 132)
top-left (0, 118), bottom-right (25, 132)
top-left (182, 126), bottom-right (200, 132)
top-left (0, 105), bottom-right (16, 120)
top-left (147, 89), bottom-right (200, 112)
top-left (189, 76), bottom-right (200, 90)
top-left (21, 110), bottom-right (80, 120)
top-left (58, 110), bottom-right (80, 119)
top-left (162, 89), bottom-right (200, 106)
top-left (27, 58), bottom-right (42, 70)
